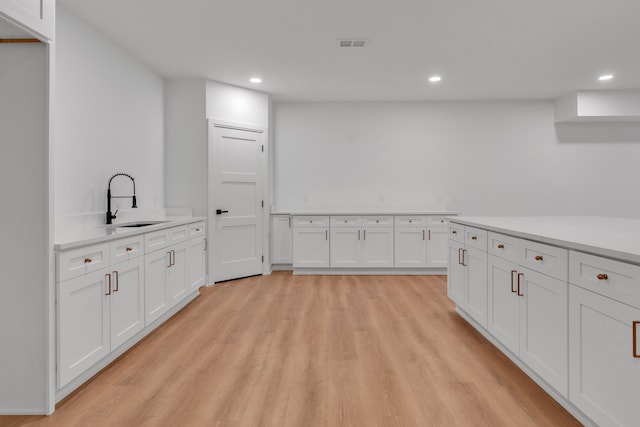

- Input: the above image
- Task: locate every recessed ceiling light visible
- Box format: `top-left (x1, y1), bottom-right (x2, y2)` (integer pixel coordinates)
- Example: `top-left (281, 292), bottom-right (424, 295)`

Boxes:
top-left (598, 74), bottom-right (613, 81)
top-left (428, 75), bottom-right (442, 83)
top-left (249, 77), bottom-right (262, 83)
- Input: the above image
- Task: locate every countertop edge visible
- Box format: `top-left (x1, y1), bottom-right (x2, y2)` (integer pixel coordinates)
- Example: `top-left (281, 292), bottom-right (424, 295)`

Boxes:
top-left (450, 217), bottom-right (640, 265)
top-left (54, 217), bottom-right (206, 251)
top-left (271, 210), bottom-right (459, 216)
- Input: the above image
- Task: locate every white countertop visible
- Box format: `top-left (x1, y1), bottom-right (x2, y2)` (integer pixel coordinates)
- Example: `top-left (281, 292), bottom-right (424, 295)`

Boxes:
top-left (451, 216), bottom-right (640, 264)
top-left (271, 205), bottom-right (457, 216)
top-left (55, 216), bottom-right (206, 251)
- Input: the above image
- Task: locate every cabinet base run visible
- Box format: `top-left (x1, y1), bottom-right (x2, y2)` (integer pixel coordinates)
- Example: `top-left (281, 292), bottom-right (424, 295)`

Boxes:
top-left (293, 267), bottom-right (446, 276)
top-left (453, 306), bottom-right (596, 427)
top-left (54, 290), bottom-right (200, 406)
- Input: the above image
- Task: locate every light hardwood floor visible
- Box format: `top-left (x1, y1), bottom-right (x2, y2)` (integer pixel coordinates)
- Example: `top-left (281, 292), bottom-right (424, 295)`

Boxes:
top-left (1, 273), bottom-right (580, 427)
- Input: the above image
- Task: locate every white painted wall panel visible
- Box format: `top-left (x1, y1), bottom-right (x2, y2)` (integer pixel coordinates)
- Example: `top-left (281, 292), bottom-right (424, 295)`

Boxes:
top-left (274, 101), bottom-right (640, 217)
top-left (54, 6), bottom-right (164, 217)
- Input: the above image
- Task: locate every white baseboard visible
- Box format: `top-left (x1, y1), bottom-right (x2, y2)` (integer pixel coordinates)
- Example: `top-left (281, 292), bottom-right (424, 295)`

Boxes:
top-left (293, 267), bottom-right (446, 276)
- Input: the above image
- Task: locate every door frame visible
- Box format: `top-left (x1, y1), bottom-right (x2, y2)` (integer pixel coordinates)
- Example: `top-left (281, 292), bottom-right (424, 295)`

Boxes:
top-left (207, 119), bottom-right (269, 283)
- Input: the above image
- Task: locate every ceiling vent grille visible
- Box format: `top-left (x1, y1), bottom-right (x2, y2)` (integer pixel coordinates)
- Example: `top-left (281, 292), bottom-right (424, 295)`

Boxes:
top-left (338, 39), bottom-right (368, 48)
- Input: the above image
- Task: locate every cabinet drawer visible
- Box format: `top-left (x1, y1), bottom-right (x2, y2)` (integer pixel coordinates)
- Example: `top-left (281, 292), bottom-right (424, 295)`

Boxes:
top-left (449, 223), bottom-right (464, 243)
top-left (145, 225), bottom-right (188, 253)
top-left (57, 243), bottom-right (110, 282)
top-left (426, 216), bottom-right (450, 226)
top-left (331, 216), bottom-right (362, 227)
top-left (363, 216), bottom-right (393, 227)
top-left (464, 226), bottom-right (487, 251)
top-left (395, 216), bottom-right (427, 227)
top-left (488, 232), bottom-right (520, 263)
top-left (521, 240), bottom-right (568, 281)
top-left (293, 216), bottom-right (329, 227)
top-left (569, 251), bottom-right (640, 308)
top-left (189, 221), bottom-right (205, 238)
top-left (110, 235), bottom-right (144, 264)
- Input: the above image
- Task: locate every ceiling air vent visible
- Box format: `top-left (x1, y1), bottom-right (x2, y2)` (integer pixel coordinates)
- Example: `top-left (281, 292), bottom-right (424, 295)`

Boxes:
top-left (338, 39), bottom-right (368, 48)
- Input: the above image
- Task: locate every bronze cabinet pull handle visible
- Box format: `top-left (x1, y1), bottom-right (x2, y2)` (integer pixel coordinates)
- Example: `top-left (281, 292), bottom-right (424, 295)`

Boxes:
top-left (363, 230), bottom-right (366, 240)
top-left (634, 321), bottom-right (639, 358)
top-left (511, 270), bottom-right (518, 293)
top-left (325, 230), bottom-right (328, 240)
top-left (458, 248), bottom-right (463, 265)
top-left (167, 252), bottom-right (172, 268)
top-left (113, 270), bottom-right (119, 292)
top-left (597, 273), bottom-right (608, 280)
top-left (497, 244), bottom-right (505, 249)
top-left (126, 247), bottom-right (133, 252)
top-left (358, 230), bottom-right (360, 240)
top-left (535, 255), bottom-right (543, 261)
top-left (517, 273), bottom-right (524, 296)
top-left (471, 236), bottom-right (477, 241)
top-left (452, 230), bottom-right (457, 235)
top-left (105, 273), bottom-right (112, 296)
top-left (461, 249), bottom-right (467, 267)
top-left (84, 258), bottom-right (92, 263)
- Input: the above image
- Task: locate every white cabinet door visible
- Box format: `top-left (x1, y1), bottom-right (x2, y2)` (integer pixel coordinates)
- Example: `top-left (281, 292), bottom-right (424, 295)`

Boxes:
top-left (330, 227), bottom-right (361, 267)
top-left (293, 228), bottom-right (330, 268)
top-left (519, 267), bottom-right (568, 397)
top-left (187, 237), bottom-right (206, 291)
top-left (465, 247), bottom-right (488, 329)
top-left (0, 0), bottom-right (54, 40)
top-left (144, 249), bottom-right (170, 325)
top-left (110, 258), bottom-right (145, 351)
top-left (447, 239), bottom-right (465, 307)
top-left (427, 226), bottom-right (449, 268)
top-left (487, 254), bottom-right (519, 355)
top-left (569, 285), bottom-right (640, 427)
top-left (395, 227), bottom-right (427, 268)
top-left (271, 215), bottom-right (292, 264)
top-left (362, 227), bottom-right (394, 267)
top-left (58, 268), bottom-right (111, 388)
top-left (167, 242), bottom-right (188, 307)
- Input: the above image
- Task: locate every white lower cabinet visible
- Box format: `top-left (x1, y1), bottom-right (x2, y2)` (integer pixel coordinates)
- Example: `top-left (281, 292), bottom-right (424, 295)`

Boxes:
top-left (395, 227), bottom-right (427, 267)
top-left (58, 268), bottom-right (111, 388)
top-left (187, 237), bottom-right (207, 291)
top-left (568, 254), bottom-right (640, 427)
top-left (487, 255), bottom-right (569, 397)
top-left (58, 255), bottom-right (145, 388)
top-left (292, 216), bottom-right (330, 268)
top-left (329, 216), bottom-right (393, 268)
top-left (271, 215), bottom-right (293, 265)
top-left (57, 222), bottom-right (204, 393)
top-left (447, 226), bottom-right (488, 328)
top-left (145, 241), bottom-right (188, 324)
top-left (109, 258), bottom-right (145, 351)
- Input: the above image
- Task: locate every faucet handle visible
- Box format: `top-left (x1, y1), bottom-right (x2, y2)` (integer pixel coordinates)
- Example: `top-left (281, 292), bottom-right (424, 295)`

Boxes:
top-left (112, 209), bottom-right (118, 219)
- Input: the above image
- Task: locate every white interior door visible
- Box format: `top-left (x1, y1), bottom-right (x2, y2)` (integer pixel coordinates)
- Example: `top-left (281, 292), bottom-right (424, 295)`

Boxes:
top-left (210, 122), bottom-right (264, 282)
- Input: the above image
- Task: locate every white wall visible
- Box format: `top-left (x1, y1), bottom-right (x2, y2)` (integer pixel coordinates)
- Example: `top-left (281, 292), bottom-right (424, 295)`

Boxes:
top-left (54, 6), bottom-right (164, 217)
top-left (205, 80), bottom-right (269, 127)
top-left (274, 101), bottom-right (640, 217)
top-left (0, 42), bottom-right (49, 413)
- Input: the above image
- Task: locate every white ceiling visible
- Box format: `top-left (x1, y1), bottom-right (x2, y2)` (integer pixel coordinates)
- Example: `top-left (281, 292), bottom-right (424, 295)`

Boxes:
top-left (59, 0), bottom-right (640, 102)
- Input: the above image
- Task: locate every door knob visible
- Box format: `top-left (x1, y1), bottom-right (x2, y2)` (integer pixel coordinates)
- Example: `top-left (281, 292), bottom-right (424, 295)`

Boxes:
top-left (216, 209), bottom-right (229, 215)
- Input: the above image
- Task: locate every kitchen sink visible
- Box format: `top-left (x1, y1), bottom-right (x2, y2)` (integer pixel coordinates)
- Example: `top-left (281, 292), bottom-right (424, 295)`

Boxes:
top-left (109, 220), bottom-right (170, 228)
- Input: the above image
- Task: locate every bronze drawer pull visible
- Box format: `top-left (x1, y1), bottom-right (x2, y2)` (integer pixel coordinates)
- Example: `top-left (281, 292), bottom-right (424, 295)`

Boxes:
top-left (452, 230), bottom-right (457, 235)
top-left (634, 321), bottom-right (639, 358)
top-left (535, 255), bottom-right (543, 261)
top-left (126, 247), bottom-right (133, 252)
top-left (196, 228), bottom-right (201, 232)
top-left (497, 244), bottom-right (505, 249)
top-left (517, 273), bottom-right (524, 296)
top-left (597, 273), bottom-right (608, 280)
top-left (471, 236), bottom-right (477, 241)
top-left (84, 258), bottom-right (92, 263)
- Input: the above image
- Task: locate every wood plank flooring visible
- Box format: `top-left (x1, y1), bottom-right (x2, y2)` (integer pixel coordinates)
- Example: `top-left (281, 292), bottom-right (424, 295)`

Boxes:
top-left (0, 273), bottom-right (581, 427)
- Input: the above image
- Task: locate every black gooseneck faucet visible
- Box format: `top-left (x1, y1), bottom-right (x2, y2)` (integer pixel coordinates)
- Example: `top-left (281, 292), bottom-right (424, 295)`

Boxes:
top-left (106, 173), bottom-right (137, 224)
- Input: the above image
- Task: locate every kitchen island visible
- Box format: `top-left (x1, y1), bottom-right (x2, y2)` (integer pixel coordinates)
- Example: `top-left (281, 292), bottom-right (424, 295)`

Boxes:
top-left (448, 216), bottom-right (640, 427)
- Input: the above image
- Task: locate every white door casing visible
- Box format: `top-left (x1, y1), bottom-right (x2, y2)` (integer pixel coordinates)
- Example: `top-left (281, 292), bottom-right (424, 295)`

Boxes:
top-left (209, 121), bottom-right (265, 282)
